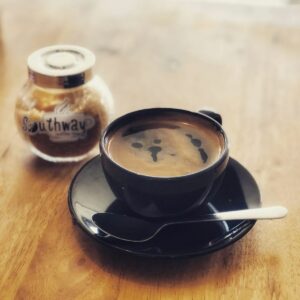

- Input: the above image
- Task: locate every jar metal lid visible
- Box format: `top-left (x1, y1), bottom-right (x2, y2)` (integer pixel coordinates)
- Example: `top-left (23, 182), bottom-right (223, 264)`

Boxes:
top-left (27, 45), bottom-right (95, 89)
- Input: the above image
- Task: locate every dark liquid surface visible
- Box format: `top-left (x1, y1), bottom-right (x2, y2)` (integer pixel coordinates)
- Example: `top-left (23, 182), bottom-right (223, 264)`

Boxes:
top-left (107, 117), bottom-right (224, 177)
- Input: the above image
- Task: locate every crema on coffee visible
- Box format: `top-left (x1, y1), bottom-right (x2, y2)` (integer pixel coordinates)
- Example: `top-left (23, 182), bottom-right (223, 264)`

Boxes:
top-left (106, 115), bottom-right (224, 177)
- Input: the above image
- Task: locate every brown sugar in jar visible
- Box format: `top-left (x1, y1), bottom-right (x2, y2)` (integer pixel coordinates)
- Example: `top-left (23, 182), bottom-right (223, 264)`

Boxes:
top-left (15, 45), bottom-right (113, 162)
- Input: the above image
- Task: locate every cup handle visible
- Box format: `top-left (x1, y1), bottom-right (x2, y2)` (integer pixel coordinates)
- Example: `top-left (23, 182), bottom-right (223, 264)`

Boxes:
top-left (199, 109), bottom-right (222, 125)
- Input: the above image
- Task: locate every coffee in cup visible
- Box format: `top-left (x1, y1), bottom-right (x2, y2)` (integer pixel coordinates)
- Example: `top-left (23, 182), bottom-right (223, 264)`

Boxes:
top-left (106, 114), bottom-right (224, 177)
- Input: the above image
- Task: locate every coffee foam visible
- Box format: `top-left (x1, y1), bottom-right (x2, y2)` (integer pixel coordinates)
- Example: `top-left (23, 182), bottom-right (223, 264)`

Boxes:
top-left (106, 115), bottom-right (224, 177)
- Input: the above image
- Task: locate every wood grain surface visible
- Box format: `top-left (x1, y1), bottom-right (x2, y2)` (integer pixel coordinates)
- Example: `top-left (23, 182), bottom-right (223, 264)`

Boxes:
top-left (0, 1), bottom-right (299, 299)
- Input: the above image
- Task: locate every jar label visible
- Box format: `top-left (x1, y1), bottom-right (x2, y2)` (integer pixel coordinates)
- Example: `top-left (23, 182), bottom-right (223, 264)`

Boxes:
top-left (22, 101), bottom-right (96, 142)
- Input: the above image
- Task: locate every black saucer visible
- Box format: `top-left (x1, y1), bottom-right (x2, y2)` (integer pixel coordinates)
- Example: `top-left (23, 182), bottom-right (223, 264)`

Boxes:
top-left (68, 156), bottom-right (261, 258)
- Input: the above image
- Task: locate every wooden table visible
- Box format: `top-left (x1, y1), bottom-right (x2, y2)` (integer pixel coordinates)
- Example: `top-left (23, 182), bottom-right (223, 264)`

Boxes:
top-left (0, 1), bottom-right (299, 299)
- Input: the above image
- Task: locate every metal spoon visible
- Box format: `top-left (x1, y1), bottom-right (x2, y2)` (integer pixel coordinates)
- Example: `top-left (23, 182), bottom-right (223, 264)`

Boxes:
top-left (92, 206), bottom-right (288, 243)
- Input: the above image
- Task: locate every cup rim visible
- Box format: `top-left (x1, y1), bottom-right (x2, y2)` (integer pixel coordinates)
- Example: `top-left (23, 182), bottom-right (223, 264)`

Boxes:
top-left (100, 107), bottom-right (229, 181)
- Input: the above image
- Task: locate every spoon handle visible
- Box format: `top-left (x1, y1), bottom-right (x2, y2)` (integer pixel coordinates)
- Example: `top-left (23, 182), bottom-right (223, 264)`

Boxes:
top-left (213, 206), bottom-right (288, 221)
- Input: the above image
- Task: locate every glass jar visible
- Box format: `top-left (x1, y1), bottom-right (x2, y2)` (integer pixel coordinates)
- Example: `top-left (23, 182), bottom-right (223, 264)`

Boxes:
top-left (15, 45), bottom-right (113, 162)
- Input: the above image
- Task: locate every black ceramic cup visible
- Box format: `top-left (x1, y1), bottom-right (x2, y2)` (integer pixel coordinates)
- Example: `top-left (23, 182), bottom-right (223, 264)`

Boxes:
top-left (100, 108), bottom-right (229, 218)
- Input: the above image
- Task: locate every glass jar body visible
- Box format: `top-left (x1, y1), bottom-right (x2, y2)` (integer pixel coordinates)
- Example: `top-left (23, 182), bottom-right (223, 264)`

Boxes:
top-left (15, 76), bottom-right (113, 162)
